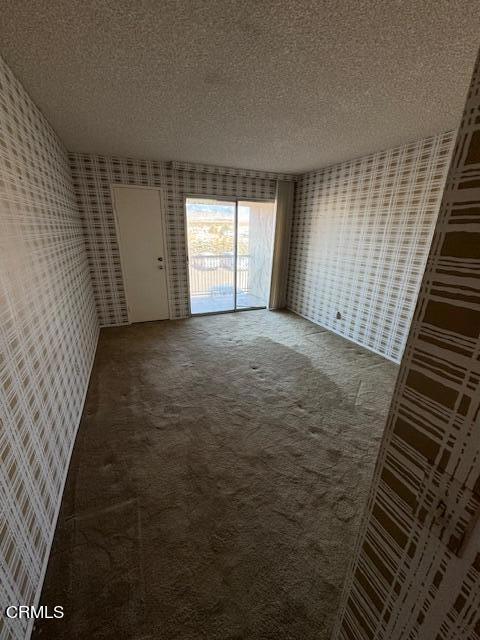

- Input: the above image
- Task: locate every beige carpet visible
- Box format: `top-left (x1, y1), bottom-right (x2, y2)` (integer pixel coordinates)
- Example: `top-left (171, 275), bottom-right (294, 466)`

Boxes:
top-left (33, 309), bottom-right (397, 640)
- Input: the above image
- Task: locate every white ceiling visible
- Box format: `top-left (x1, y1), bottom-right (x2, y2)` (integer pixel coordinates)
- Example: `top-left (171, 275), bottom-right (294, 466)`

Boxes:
top-left (1, 0), bottom-right (479, 173)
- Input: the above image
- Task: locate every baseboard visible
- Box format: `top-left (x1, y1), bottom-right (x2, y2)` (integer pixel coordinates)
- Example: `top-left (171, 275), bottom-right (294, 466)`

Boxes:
top-left (99, 320), bottom-right (131, 328)
top-left (26, 326), bottom-right (100, 640)
top-left (285, 306), bottom-right (400, 364)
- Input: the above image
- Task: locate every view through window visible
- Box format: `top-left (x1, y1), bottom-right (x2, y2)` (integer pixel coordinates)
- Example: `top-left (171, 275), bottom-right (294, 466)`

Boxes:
top-left (186, 197), bottom-right (276, 315)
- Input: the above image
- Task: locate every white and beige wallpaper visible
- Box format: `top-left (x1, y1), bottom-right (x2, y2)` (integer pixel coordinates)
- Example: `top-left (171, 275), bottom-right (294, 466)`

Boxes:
top-left (69, 154), bottom-right (169, 326)
top-left (0, 57), bottom-right (98, 640)
top-left (70, 154), bottom-right (295, 326)
top-left (2, 35), bottom-right (479, 640)
top-left (334, 50), bottom-right (480, 640)
top-left (287, 131), bottom-right (456, 362)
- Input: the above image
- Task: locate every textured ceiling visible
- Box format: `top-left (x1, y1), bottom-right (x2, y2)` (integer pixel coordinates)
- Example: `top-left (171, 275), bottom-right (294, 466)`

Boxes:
top-left (1, 0), bottom-right (479, 173)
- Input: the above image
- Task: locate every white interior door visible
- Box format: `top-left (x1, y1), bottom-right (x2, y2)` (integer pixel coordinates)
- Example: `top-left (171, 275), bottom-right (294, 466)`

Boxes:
top-left (113, 186), bottom-right (169, 323)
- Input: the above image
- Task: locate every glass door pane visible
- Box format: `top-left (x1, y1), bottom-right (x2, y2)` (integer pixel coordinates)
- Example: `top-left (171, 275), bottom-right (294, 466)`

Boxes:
top-left (236, 200), bottom-right (276, 309)
top-left (186, 197), bottom-right (236, 315)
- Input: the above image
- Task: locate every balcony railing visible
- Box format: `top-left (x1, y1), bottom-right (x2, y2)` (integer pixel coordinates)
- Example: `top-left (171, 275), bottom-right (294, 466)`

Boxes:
top-left (189, 253), bottom-right (250, 297)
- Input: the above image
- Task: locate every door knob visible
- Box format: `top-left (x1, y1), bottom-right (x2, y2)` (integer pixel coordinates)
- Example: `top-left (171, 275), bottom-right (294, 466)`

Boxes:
top-left (157, 257), bottom-right (163, 261)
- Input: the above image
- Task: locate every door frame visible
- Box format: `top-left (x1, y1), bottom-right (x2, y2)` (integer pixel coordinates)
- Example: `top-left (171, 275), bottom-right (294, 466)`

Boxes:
top-left (184, 194), bottom-right (276, 317)
top-left (111, 184), bottom-right (172, 323)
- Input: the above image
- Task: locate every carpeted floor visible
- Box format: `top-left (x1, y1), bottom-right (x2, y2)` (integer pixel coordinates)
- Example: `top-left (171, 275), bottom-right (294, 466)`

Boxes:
top-left (33, 309), bottom-right (397, 640)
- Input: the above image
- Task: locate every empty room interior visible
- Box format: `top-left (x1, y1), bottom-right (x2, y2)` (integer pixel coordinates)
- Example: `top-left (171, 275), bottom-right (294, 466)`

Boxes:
top-left (1, 2), bottom-right (480, 640)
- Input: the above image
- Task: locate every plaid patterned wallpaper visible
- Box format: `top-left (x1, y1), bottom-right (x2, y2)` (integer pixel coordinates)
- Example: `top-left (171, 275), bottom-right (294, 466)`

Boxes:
top-left (0, 57), bottom-right (98, 640)
top-left (3, 36), bottom-right (478, 640)
top-left (334, 51), bottom-right (480, 640)
top-left (287, 131), bottom-right (456, 362)
top-left (169, 161), bottom-right (295, 319)
top-left (70, 154), bottom-right (296, 326)
top-left (69, 154), bottom-right (169, 326)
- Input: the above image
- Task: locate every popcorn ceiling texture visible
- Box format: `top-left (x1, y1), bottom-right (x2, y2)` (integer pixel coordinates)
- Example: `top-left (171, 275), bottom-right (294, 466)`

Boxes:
top-left (1, 9), bottom-right (479, 640)
top-left (287, 131), bottom-right (456, 362)
top-left (1, 0), bottom-right (479, 172)
top-left (334, 50), bottom-right (480, 640)
top-left (0, 56), bottom-right (98, 640)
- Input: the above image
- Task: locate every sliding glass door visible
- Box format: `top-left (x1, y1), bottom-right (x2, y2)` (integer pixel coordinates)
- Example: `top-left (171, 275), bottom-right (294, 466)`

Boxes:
top-left (186, 197), bottom-right (276, 315)
top-left (186, 198), bottom-right (236, 314)
top-left (236, 200), bottom-right (276, 310)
